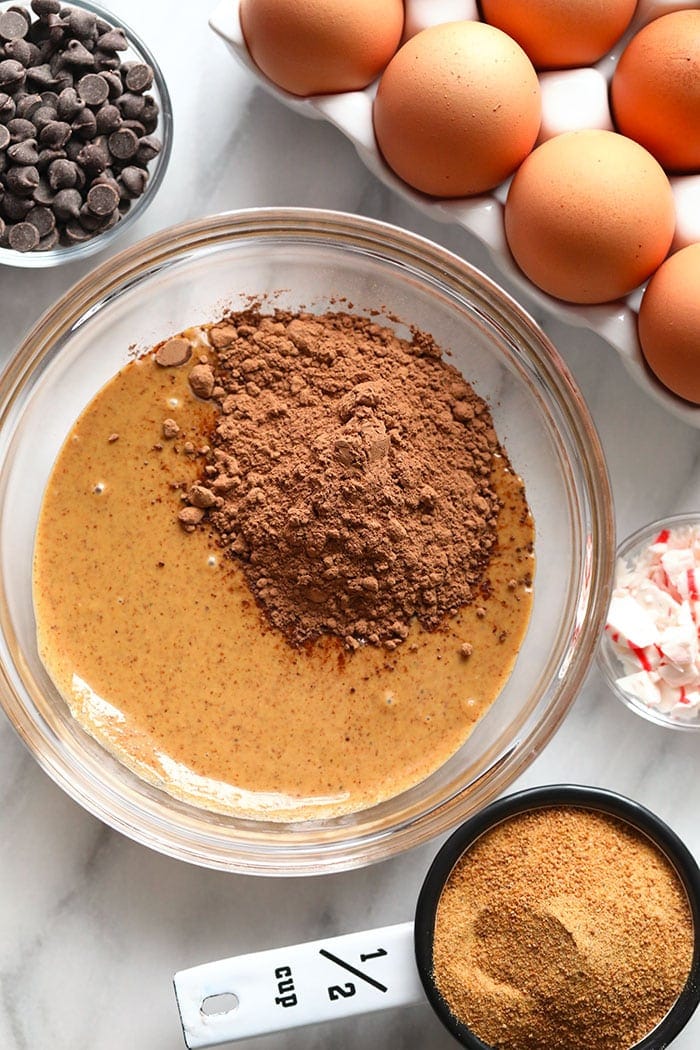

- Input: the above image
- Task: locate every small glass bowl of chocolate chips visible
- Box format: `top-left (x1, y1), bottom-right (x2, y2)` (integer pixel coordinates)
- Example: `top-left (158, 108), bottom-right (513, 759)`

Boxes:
top-left (0, 0), bottom-right (172, 265)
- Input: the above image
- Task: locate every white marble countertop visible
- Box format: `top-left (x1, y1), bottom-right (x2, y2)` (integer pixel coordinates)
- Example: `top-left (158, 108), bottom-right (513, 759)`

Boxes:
top-left (1, 2), bottom-right (699, 1048)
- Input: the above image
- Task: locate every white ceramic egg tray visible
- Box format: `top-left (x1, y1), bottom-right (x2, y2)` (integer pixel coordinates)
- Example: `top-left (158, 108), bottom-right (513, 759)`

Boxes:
top-left (209, 0), bottom-right (700, 428)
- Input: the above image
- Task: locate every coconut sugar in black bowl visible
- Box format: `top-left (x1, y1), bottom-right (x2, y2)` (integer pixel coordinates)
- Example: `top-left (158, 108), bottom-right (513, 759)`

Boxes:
top-left (0, 0), bottom-right (172, 267)
top-left (415, 785), bottom-right (700, 1050)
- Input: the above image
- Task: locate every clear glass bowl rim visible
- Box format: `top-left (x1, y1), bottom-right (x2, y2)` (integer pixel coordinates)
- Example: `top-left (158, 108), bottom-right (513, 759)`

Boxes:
top-left (0, 0), bottom-right (173, 269)
top-left (597, 511), bottom-right (700, 732)
top-left (0, 207), bottom-right (615, 873)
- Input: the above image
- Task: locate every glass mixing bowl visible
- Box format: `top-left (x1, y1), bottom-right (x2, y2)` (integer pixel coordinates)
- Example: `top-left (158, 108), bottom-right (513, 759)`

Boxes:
top-left (0, 208), bottom-right (614, 874)
top-left (0, 0), bottom-right (173, 268)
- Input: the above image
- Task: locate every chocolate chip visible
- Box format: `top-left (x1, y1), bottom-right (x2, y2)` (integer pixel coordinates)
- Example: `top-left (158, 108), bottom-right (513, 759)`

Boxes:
top-left (77, 71), bottom-right (108, 106)
top-left (8, 6), bottom-right (30, 26)
top-left (49, 50), bottom-right (66, 77)
top-left (77, 201), bottom-right (105, 230)
top-left (56, 85), bottom-right (82, 119)
top-left (98, 70), bottom-right (122, 98)
top-left (118, 164), bottom-right (147, 198)
top-left (15, 92), bottom-right (43, 119)
top-left (30, 0), bottom-right (60, 17)
top-left (51, 185), bottom-right (81, 219)
top-left (63, 38), bottom-right (94, 67)
top-left (0, 11), bottom-right (29, 42)
top-left (6, 6), bottom-right (31, 31)
top-left (120, 117), bottom-right (145, 138)
top-left (0, 124), bottom-right (8, 150)
top-left (53, 69), bottom-right (74, 93)
top-left (5, 38), bottom-right (33, 66)
top-left (6, 163), bottom-right (39, 195)
top-left (37, 226), bottom-right (58, 249)
top-left (36, 146), bottom-right (65, 170)
top-left (99, 206), bottom-right (119, 232)
top-left (45, 11), bottom-right (67, 38)
top-left (26, 62), bottom-right (57, 87)
top-left (8, 116), bottom-right (34, 140)
top-left (124, 62), bottom-right (152, 94)
top-left (39, 118), bottom-right (71, 147)
top-left (25, 203), bottom-right (54, 235)
top-left (94, 101), bottom-right (120, 134)
top-left (107, 125), bottom-right (136, 159)
top-left (116, 91), bottom-right (144, 120)
top-left (135, 134), bottom-right (161, 165)
top-left (91, 171), bottom-right (118, 191)
top-left (2, 191), bottom-right (32, 219)
top-left (0, 91), bottom-right (15, 121)
top-left (47, 155), bottom-right (76, 188)
top-left (7, 137), bottom-right (39, 164)
top-left (31, 104), bottom-right (57, 130)
top-left (71, 105), bottom-right (95, 139)
top-left (25, 39), bottom-right (42, 64)
top-left (68, 8), bottom-right (97, 41)
top-left (8, 220), bottom-right (38, 251)
top-left (63, 216), bottom-right (91, 241)
top-left (64, 135), bottom-right (81, 160)
top-left (96, 28), bottom-right (127, 52)
top-left (86, 180), bottom-right (117, 215)
top-left (76, 140), bottom-right (106, 172)
top-left (25, 17), bottom-right (45, 42)
top-left (32, 176), bottom-right (54, 204)
top-left (0, 58), bottom-right (25, 90)
top-left (92, 48), bottom-right (119, 72)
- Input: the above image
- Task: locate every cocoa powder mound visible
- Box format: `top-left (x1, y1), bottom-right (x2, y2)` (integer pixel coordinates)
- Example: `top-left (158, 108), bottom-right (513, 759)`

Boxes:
top-left (182, 308), bottom-right (505, 649)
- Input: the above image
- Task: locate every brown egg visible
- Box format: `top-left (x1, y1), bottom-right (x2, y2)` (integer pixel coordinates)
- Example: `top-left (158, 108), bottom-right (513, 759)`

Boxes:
top-left (638, 243), bottom-right (700, 405)
top-left (504, 130), bottom-right (676, 304)
top-left (372, 21), bottom-right (541, 198)
top-left (239, 0), bottom-right (404, 97)
top-left (611, 10), bottom-right (700, 174)
top-left (480, 0), bottom-right (638, 69)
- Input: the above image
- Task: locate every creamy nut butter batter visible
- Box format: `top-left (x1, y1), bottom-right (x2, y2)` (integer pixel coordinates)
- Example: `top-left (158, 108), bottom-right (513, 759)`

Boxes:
top-left (33, 330), bottom-right (534, 821)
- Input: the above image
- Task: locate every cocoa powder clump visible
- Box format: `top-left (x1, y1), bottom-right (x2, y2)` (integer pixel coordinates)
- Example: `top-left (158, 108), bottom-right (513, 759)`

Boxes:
top-left (182, 308), bottom-right (506, 649)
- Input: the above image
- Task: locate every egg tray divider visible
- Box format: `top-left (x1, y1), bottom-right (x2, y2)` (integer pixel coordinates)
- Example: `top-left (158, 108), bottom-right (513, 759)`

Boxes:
top-left (209, 0), bottom-right (700, 430)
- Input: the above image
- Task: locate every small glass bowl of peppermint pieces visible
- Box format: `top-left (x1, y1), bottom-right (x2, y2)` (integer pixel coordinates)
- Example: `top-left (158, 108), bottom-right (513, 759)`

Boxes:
top-left (0, 0), bottom-right (172, 266)
top-left (598, 513), bottom-right (700, 729)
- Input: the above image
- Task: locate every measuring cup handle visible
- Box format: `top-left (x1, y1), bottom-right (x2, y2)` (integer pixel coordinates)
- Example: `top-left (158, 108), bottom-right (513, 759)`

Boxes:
top-left (173, 920), bottom-right (423, 1047)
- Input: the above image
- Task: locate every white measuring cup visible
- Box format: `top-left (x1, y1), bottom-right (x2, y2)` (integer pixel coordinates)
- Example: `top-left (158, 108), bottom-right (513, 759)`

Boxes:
top-left (174, 786), bottom-right (700, 1049)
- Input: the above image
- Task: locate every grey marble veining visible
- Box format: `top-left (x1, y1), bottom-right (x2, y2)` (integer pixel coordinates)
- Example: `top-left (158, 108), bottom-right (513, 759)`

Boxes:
top-left (1, 2), bottom-right (699, 1048)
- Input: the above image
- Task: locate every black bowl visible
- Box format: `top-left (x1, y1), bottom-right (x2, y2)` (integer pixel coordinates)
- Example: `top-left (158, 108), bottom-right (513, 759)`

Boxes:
top-left (414, 784), bottom-right (700, 1050)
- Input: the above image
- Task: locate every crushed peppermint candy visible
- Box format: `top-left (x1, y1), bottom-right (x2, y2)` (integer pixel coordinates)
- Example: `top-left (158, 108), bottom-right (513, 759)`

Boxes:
top-left (605, 522), bottom-right (700, 721)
